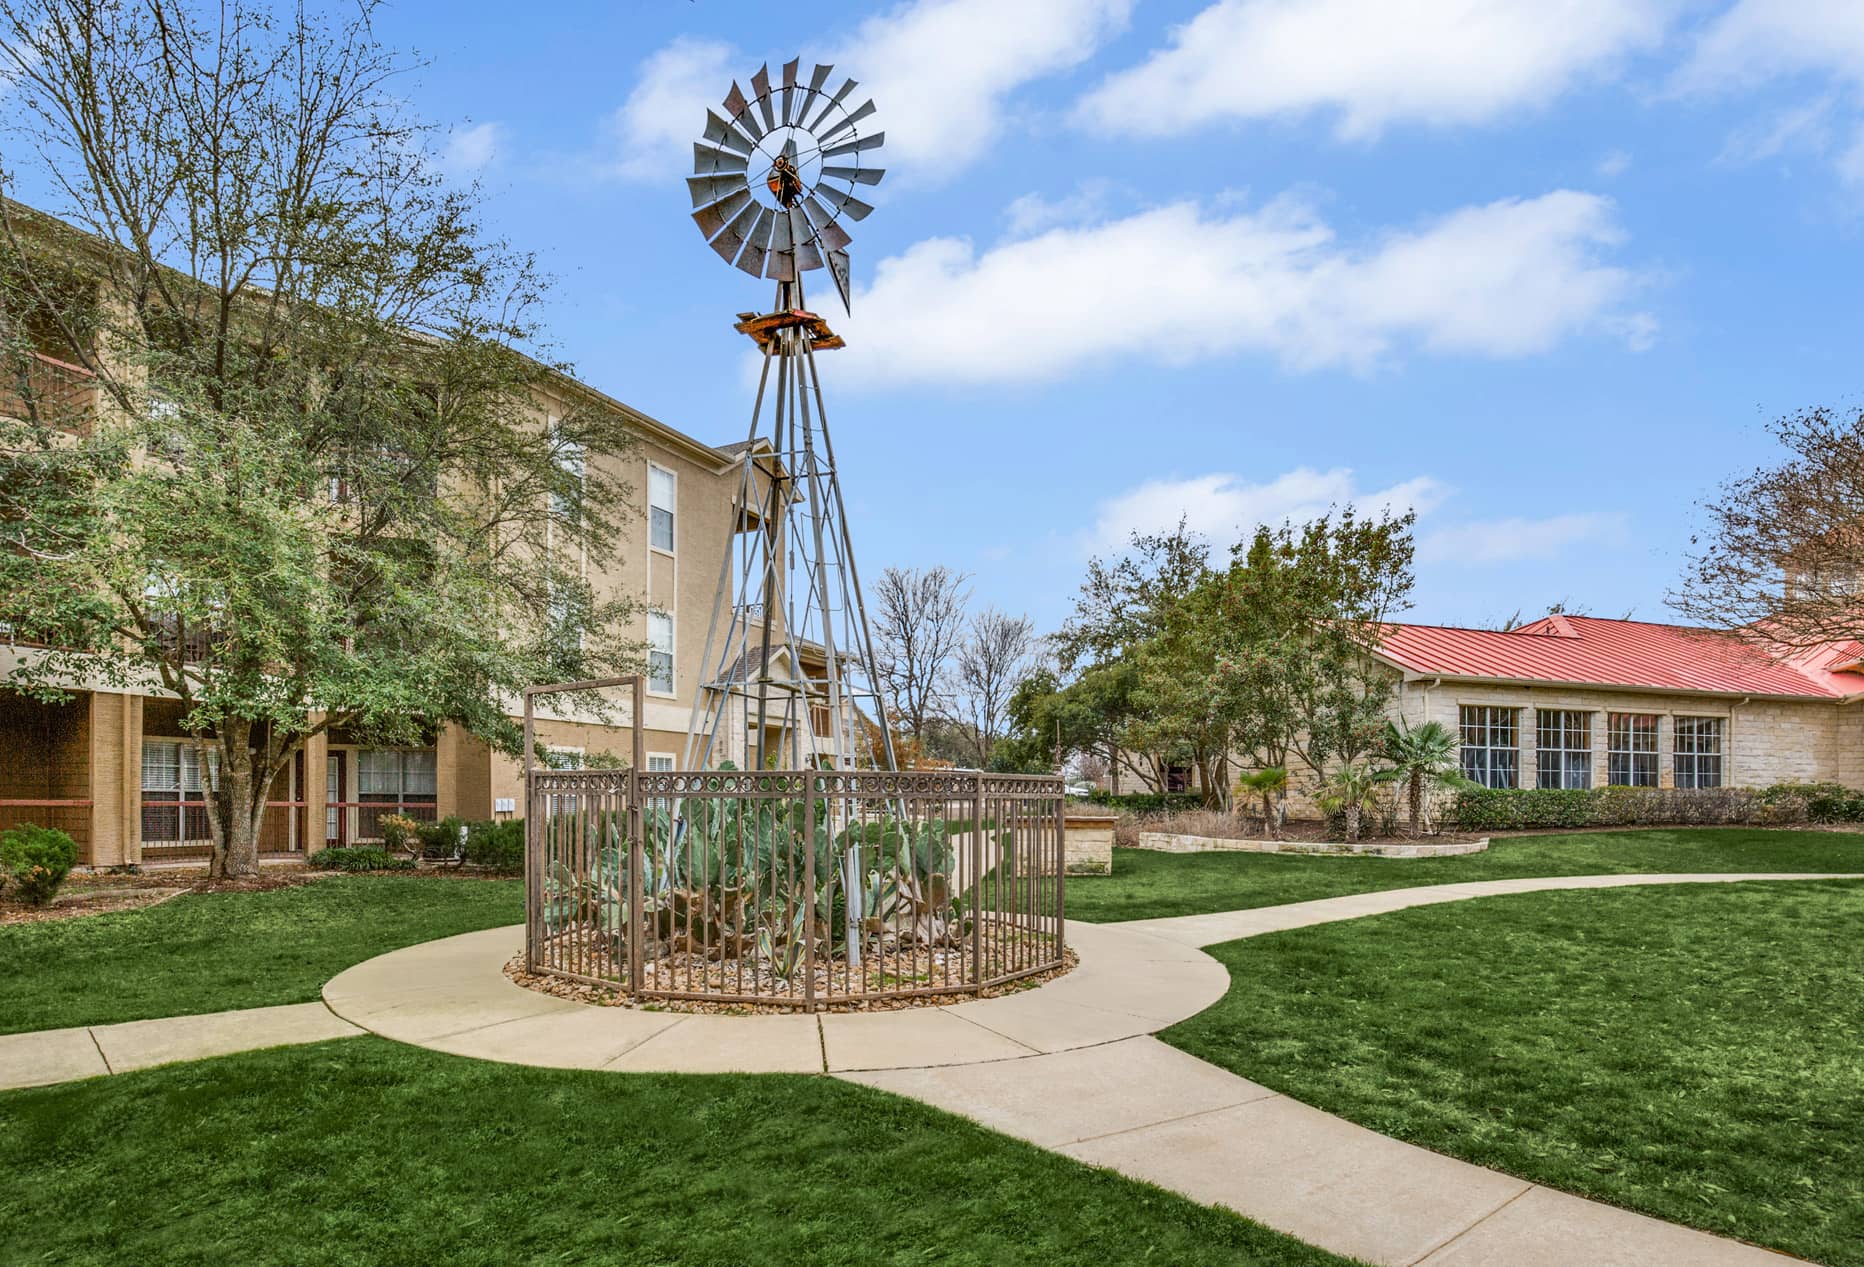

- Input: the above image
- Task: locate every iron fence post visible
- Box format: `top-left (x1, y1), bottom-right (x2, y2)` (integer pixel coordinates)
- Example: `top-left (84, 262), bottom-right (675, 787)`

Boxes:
top-left (972, 771), bottom-right (984, 987)
top-left (803, 771), bottom-right (818, 1012)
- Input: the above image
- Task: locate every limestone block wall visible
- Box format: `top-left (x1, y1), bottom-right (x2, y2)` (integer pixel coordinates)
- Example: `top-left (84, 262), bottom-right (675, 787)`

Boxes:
top-left (1062, 811), bottom-right (1116, 875)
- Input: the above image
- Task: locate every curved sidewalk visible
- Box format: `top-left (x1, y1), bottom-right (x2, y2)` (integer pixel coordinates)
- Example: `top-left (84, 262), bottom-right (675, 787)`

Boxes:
top-left (324, 871), bottom-right (1858, 1267)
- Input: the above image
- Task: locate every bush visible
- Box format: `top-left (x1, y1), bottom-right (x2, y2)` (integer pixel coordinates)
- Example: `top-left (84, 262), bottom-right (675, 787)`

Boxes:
top-left (0, 823), bottom-right (79, 905)
top-left (376, 814), bottom-right (420, 856)
top-left (416, 815), bottom-right (467, 861)
top-left (1447, 782), bottom-right (1864, 832)
top-left (308, 845), bottom-right (416, 872)
top-left (463, 818), bottom-right (524, 873)
top-left (1084, 789), bottom-right (1205, 814)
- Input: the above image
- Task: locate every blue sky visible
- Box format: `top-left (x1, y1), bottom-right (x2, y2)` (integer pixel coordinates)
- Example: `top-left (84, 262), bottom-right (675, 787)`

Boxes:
top-left (385, 1), bottom-right (1863, 634)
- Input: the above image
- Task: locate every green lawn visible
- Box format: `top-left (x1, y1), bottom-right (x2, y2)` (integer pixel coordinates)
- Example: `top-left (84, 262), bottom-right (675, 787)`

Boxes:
top-left (0, 875), bottom-right (522, 1033)
top-left (1162, 879), bottom-right (1864, 1267)
top-left (0, 1038), bottom-right (1353, 1267)
top-left (1064, 828), bottom-right (1864, 923)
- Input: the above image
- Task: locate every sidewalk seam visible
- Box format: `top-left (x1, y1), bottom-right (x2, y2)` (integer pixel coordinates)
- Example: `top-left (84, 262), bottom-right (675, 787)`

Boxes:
top-left (86, 1028), bottom-right (112, 1075)
top-left (1406, 1182), bottom-right (1537, 1265)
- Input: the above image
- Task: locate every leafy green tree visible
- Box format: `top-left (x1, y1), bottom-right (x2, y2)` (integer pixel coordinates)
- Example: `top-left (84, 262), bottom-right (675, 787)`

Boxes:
top-left (0, 0), bottom-right (639, 876)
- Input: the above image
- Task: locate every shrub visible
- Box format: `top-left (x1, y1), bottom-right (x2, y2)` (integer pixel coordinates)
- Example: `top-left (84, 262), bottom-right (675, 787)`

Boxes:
top-left (376, 814), bottom-right (420, 856)
top-left (416, 815), bottom-right (467, 860)
top-left (1447, 782), bottom-right (1864, 832)
top-left (463, 818), bottom-right (524, 872)
top-left (308, 845), bottom-right (416, 872)
top-left (0, 823), bottom-right (79, 905)
top-left (1084, 789), bottom-right (1205, 814)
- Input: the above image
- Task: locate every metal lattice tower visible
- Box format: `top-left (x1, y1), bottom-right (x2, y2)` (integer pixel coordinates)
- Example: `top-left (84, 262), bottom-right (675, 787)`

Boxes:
top-left (679, 61), bottom-right (896, 772)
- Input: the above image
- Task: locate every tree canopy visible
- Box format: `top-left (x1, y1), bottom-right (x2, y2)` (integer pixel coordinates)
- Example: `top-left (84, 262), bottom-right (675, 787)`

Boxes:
top-left (0, 0), bottom-right (639, 874)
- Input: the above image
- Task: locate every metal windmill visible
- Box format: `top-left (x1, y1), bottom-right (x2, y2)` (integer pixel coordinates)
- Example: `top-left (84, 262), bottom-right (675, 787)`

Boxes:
top-left (680, 59), bottom-right (897, 773)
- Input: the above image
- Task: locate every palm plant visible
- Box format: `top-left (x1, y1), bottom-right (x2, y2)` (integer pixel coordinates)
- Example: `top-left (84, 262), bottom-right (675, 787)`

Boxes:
top-left (1318, 764), bottom-right (1381, 843)
top-left (1376, 720), bottom-right (1469, 836)
top-left (1234, 767), bottom-right (1288, 838)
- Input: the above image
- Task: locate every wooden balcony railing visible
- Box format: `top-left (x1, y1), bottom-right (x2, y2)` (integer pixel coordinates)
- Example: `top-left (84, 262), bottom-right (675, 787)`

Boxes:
top-left (0, 351), bottom-right (100, 434)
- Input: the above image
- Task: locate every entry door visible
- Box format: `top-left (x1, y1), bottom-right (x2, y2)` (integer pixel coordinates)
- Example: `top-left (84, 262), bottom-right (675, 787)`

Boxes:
top-left (326, 754), bottom-right (345, 846)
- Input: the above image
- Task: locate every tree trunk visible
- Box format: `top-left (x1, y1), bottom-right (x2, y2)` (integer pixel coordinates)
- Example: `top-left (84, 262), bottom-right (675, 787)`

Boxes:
top-left (1344, 803), bottom-right (1361, 843)
top-left (1408, 772), bottom-right (1424, 836)
top-left (207, 723), bottom-right (263, 879)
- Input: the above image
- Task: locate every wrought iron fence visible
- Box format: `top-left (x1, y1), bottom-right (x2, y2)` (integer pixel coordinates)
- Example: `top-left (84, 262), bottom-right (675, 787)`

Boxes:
top-left (524, 767), bottom-right (1066, 1009)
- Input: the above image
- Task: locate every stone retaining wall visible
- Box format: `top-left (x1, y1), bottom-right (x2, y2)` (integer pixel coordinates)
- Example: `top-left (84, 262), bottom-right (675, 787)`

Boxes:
top-left (1135, 831), bottom-right (1489, 859)
top-left (1063, 812), bottom-right (1117, 874)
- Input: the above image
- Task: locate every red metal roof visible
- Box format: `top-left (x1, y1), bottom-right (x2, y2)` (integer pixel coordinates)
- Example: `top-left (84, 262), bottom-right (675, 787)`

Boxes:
top-left (1379, 614), bottom-right (1864, 700)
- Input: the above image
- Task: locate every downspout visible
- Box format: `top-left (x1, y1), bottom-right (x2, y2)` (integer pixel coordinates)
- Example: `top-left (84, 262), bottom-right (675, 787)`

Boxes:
top-left (1729, 696), bottom-right (1750, 786)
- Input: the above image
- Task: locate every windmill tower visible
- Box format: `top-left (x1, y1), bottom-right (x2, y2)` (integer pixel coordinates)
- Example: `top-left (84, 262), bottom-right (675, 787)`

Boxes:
top-left (679, 59), bottom-right (896, 773)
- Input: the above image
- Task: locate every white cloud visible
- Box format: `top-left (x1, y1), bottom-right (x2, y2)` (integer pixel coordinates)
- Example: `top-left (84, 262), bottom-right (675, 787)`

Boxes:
top-left (1596, 148), bottom-right (1632, 178)
top-left (1077, 0), bottom-right (1670, 141)
top-left (605, 37), bottom-right (736, 182)
top-left (442, 121), bottom-right (505, 174)
top-left (836, 189), bottom-right (1651, 387)
top-left (1088, 468), bottom-right (1447, 553)
top-left (1676, 3), bottom-right (1864, 93)
top-left (1418, 513), bottom-right (1627, 565)
top-left (1088, 468), bottom-right (1624, 568)
top-left (1004, 180), bottom-right (1115, 235)
top-left (825, 0), bottom-right (1131, 182)
top-left (1676, 4), bottom-right (1864, 187)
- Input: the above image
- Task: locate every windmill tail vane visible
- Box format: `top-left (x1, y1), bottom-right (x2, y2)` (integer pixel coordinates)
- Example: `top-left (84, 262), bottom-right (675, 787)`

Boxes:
top-left (680, 60), bottom-right (897, 774)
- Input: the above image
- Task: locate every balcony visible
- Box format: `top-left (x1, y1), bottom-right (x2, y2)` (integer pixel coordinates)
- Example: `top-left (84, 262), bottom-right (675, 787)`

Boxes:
top-left (0, 351), bottom-right (100, 435)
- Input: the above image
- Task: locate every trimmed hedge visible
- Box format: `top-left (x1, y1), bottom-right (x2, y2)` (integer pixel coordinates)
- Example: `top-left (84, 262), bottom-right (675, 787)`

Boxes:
top-left (1083, 790), bottom-right (1205, 814)
top-left (308, 845), bottom-right (416, 872)
top-left (1448, 781), bottom-right (1864, 832)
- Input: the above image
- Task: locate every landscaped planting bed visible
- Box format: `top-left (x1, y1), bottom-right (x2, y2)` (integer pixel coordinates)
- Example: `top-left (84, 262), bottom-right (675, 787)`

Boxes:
top-left (0, 1038), bottom-right (1352, 1267)
top-left (1162, 879), bottom-right (1864, 1267)
top-left (1062, 827), bottom-right (1864, 923)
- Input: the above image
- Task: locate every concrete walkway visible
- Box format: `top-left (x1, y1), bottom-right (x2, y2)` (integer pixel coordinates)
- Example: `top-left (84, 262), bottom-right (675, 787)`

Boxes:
top-left (0, 1002), bottom-right (361, 1091)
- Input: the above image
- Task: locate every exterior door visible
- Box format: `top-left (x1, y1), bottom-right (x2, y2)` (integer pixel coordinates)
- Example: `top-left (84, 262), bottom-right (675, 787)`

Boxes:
top-left (326, 754), bottom-right (345, 846)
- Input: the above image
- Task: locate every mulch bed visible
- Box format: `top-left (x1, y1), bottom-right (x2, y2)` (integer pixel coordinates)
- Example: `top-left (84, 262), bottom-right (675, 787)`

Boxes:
top-left (506, 930), bottom-right (1078, 1015)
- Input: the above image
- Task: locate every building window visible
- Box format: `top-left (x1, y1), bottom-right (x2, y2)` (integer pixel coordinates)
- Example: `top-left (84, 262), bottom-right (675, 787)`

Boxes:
top-left (1607, 713), bottom-right (1659, 787)
top-left (1536, 710), bottom-right (1593, 789)
top-left (141, 740), bottom-right (218, 844)
top-left (649, 465), bottom-right (676, 553)
top-left (647, 610), bottom-right (674, 694)
top-left (1674, 716), bottom-right (1724, 788)
top-left (356, 748), bottom-right (437, 838)
top-left (1459, 706), bottom-right (1518, 789)
top-left (550, 422), bottom-right (584, 524)
top-left (543, 747), bottom-right (584, 770)
top-left (647, 754), bottom-right (674, 772)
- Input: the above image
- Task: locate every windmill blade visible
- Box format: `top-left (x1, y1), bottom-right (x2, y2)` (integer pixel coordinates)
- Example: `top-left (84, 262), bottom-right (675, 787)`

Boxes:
top-left (827, 248), bottom-right (853, 317)
top-left (736, 207), bottom-right (775, 278)
top-left (817, 185), bottom-right (876, 221)
top-left (817, 98), bottom-right (877, 147)
top-left (693, 142), bottom-right (750, 174)
top-left (687, 173), bottom-right (747, 209)
top-left (789, 206), bottom-right (824, 272)
top-left (780, 58), bottom-right (798, 125)
top-left (692, 187), bottom-right (752, 240)
top-left (808, 63), bottom-right (832, 94)
top-left (822, 164), bottom-right (885, 185)
top-left (702, 110), bottom-right (756, 156)
top-left (808, 76), bottom-right (858, 131)
top-left (724, 81), bottom-right (763, 141)
top-left (821, 131), bottom-right (884, 159)
top-left (814, 216), bottom-right (853, 254)
top-left (751, 64), bottom-right (777, 132)
top-left (709, 200), bottom-right (762, 265)
top-left (765, 207), bottom-right (795, 280)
